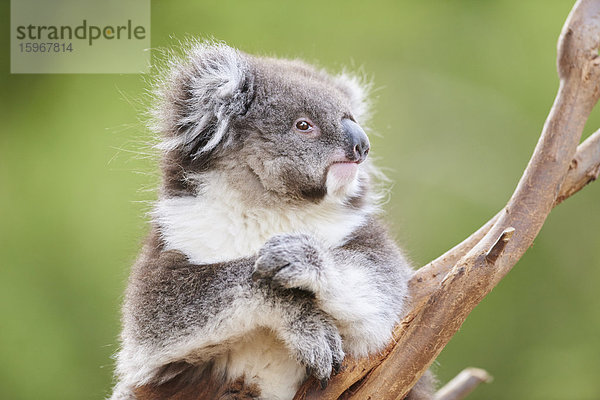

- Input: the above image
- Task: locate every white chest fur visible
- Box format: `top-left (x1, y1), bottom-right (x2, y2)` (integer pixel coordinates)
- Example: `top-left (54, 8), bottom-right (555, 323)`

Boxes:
top-left (152, 175), bottom-right (369, 265)
top-left (213, 328), bottom-right (306, 400)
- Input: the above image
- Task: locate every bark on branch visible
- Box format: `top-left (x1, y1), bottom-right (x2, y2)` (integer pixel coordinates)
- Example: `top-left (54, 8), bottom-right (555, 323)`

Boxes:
top-left (294, 1), bottom-right (600, 398)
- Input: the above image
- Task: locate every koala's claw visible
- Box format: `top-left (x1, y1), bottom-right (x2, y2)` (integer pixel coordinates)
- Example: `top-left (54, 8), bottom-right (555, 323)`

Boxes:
top-left (251, 262), bottom-right (291, 282)
top-left (284, 310), bottom-right (345, 384)
top-left (320, 378), bottom-right (329, 390)
top-left (333, 360), bottom-right (342, 375)
top-left (253, 234), bottom-right (323, 291)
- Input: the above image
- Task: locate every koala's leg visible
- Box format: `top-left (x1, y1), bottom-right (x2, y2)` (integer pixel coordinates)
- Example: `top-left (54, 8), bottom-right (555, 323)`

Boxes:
top-left (113, 238), bottom-right (343, 398)
top-left (253, 218), bottom-right (413, 357)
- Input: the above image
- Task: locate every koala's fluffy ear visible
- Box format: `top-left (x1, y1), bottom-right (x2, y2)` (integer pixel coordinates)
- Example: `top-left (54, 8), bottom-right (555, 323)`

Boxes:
top-left (154, 42), bottom-right (254, 158)
top-left (333, 72), bottom-right (372, 125)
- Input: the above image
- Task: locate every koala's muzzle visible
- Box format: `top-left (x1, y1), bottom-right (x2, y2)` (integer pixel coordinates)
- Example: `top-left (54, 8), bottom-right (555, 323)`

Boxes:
top-left (341, 118), bottom-right (370, 163)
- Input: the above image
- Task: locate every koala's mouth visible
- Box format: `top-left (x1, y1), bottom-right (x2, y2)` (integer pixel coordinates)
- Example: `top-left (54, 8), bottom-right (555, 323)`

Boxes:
top-left (328, 161), bottom-right (359, 183)
top-left (330, 154), bottom-right (363, 167)
top-left (331, 160), bottom-right (360, 165)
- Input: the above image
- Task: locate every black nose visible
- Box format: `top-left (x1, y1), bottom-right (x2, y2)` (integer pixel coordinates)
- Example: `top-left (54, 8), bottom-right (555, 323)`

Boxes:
top-left (341, 118), bottom-right (370, 163)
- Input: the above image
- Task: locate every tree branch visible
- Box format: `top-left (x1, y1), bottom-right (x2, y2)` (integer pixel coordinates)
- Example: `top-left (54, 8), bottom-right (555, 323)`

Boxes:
top-left (433, 368), bottom-right (492, 400)
top-left (411, 127), bottom-right (600, 307)
top-left (294, 1), bottom-right (600, 398)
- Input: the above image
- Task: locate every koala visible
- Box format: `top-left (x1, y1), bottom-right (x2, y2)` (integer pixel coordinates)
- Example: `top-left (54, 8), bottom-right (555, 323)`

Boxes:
top-left (110, 42), bottom-right (433, 400)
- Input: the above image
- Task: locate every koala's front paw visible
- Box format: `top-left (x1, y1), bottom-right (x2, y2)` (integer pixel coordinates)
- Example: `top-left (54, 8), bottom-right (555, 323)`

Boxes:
top-left (282, 308), bottom-right (344, 385)
top-left (252, 234), bottom-right (323, 292)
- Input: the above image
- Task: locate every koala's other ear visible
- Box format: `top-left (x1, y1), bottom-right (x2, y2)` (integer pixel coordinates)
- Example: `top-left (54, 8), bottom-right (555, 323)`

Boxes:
top-left (155, 42), bottom-right (254, 158)
top-left (334, 72), bottom-right (372, 125)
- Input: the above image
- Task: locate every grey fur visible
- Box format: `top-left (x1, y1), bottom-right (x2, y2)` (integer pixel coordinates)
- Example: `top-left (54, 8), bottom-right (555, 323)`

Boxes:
top-left (111, 41), bottom-right (431, 400)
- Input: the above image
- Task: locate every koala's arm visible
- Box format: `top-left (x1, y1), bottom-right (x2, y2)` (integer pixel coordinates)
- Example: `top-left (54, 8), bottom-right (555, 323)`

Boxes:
top-left (252, 218), bottom-right (412, 357)
top-left (115, 230), bottom-right (344, 392)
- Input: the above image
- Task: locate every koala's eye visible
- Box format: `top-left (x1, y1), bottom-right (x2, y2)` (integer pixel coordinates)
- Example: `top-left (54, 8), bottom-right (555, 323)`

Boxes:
top-left (294, 118), bottom-right (315, 133)
top-left (292, 117), bottom-right (320, 137)
top-left (296, 121), bottom-right (311, 130)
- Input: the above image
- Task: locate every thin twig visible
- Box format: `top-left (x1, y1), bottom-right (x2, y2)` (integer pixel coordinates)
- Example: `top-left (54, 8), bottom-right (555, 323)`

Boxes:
top-left (433, 368), bottom-right (493, 400)
top-left (484, 227), bottom-right (515, 264)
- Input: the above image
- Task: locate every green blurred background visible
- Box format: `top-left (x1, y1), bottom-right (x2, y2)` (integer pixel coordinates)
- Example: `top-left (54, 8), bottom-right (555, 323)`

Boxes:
top-left (1, 1), bottom-right (599, 399)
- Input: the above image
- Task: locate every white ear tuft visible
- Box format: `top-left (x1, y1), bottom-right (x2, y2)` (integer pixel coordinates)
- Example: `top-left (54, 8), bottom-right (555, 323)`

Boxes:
top-left (153, 41), bottom-right (254, 157)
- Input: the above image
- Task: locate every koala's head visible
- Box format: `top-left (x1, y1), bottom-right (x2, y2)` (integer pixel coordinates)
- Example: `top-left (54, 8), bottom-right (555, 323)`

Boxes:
top-left (153, 41), bottom-right (375, 206)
